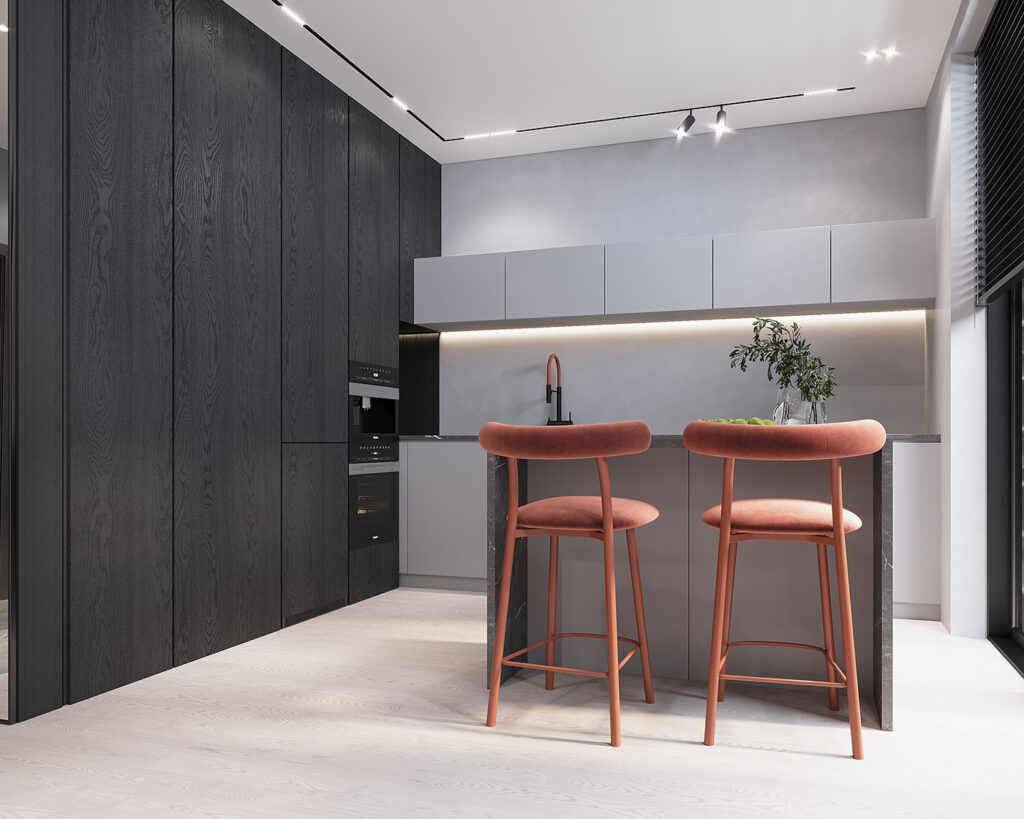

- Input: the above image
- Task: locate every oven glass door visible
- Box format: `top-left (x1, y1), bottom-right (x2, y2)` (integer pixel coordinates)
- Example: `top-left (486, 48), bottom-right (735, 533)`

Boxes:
top-left (349, 470), bottom-right (399, 549)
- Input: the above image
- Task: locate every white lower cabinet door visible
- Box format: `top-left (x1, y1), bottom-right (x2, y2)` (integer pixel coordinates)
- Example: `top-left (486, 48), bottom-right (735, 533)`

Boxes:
top-left (406, 441), bottom-right (487, 579)
top-left (892, 442), bottom-right (941, 620)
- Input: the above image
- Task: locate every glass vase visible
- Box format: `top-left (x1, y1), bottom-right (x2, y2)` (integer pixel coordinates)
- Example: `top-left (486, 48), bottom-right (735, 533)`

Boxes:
top-left (773, 388), bottom-right (827, 425)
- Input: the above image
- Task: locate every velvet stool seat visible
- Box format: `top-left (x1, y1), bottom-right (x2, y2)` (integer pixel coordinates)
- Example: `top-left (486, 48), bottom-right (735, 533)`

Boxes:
top-left (683, 419), bottom-right (886, 760)
top-left (479, 420), bottom-right (658, 747)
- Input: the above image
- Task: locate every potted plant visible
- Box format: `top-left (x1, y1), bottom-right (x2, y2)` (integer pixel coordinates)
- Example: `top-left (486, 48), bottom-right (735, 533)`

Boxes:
top-left (728, 318), bottom-right (836, 424)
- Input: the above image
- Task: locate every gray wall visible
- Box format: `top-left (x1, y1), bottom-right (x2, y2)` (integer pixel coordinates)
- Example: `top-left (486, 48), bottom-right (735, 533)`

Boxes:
top-left (443, 109), bottom-right (927, 256)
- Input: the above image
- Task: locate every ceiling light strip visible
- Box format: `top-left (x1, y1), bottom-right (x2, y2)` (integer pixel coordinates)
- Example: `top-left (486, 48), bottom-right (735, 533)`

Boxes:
top-left (268, 1), bottom-right (853, 145)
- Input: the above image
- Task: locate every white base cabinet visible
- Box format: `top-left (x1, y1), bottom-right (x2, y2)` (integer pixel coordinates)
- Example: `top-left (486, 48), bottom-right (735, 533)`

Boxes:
top-left (892, 441), bottom-right (941, 620)
top-left (401, 441), bottom-right (487, 581)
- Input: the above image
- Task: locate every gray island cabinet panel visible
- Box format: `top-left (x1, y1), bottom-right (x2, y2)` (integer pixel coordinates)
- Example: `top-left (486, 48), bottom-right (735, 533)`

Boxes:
top-left (505, 244), bottom-right (605, 320)
top-left (414, 253), bottom-right (505, 325)
top-left (831, 218), bottom-right (936, 303)
top-left (713, 226), bottom-right (831, 309)
top-left (405, 441), bottom-right (487, 579)
top-left (605, 236), bottom-right (712, 315)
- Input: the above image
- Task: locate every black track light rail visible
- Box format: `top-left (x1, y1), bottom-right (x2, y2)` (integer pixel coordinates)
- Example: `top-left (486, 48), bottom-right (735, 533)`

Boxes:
top-left (269, 1), bottom-right (854, 144)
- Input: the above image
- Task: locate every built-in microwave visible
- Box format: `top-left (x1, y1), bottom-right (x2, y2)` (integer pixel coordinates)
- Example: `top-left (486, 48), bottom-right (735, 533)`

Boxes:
top-left (349, 382), bottom-right (398, 463)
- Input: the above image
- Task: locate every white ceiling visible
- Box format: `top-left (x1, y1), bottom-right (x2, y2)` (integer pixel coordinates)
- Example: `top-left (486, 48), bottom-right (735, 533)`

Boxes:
top-left (229, 1), bottom-right (962, 164)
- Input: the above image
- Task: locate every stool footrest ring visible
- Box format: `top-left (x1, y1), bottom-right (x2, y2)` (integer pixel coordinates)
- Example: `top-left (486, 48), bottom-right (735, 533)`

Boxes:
top-left (717, 640), bottom-right (849, 688)
top-left (501, 632), bottom-right (642, 678)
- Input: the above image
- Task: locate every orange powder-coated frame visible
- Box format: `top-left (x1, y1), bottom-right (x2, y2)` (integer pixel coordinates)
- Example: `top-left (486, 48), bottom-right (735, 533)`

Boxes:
top-left (703, 456), bottom-right (865, 760)
top-left (486, 455), bottom-right (656, 747)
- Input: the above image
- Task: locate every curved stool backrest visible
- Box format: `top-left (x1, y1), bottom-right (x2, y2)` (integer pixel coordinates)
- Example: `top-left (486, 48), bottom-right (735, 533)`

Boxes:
top-left (682, 419), bottom-right (886, 462)
top-left (479, 420), bottom-right (652, 460)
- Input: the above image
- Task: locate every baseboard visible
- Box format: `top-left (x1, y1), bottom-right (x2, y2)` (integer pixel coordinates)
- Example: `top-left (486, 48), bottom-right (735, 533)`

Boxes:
top-left (894, 602), bottom-right (940, 620)
top-left (400, 574), bottom-right (486, 593)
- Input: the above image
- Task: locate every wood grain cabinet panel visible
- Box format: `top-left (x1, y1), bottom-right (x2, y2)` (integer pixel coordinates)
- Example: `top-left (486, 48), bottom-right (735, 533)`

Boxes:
top-left (283, 444), bottom-right (348, 622)
top-left (713, 226), bottom-right (831, 309)
top-left (173, 0), bottom-right (281, 665)
top-left (414, 253), bottom-right (506, 325)
top-left (282, 51), bottom-right (349, 443)
top-left (605, 236), bottom-right (712, 315)
top-left (831, 218), bottom-right (937, 303)
top-left (349, 100), bottom-right (400, 368)
top-left (505, 245), bottom-right (605, 320)
top-left (67, 0), bottom-right (174, 702)
top-left (399, 137), bottom-right (441, 325)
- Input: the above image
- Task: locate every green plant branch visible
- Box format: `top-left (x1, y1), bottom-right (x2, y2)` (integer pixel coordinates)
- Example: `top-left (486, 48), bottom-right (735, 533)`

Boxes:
top-left (728, 318), bottom-right (836, 402)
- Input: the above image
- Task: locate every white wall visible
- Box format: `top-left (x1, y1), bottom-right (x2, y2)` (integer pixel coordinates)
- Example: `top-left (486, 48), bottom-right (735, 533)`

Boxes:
top-left (443, 109), bottom-right (926, 256)
top-left (925, 6), bottom-right (987, 638)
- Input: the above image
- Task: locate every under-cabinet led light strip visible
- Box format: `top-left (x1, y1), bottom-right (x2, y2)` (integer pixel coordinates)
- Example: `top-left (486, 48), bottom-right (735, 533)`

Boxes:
top-left (270, 1), bottom-right (854, 144)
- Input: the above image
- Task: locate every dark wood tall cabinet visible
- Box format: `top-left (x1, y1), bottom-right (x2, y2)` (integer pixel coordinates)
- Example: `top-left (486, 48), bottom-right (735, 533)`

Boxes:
top-left (173, 0), bottom-right (282, 664)
top-left (281, 51), bottom-right (351, 620)
top-left (67, 0), bottom-right (175, 702)
top-left (399, 138), bottom-right (442, 325)
top-left (349, 101), bottom-right (400, 370)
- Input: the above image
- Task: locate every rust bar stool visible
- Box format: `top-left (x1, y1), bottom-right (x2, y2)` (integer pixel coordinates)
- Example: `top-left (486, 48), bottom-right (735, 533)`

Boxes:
top-left (682, 419), bottom-right (886, 760)
top-left (480, 420), bottom-right (658, 747)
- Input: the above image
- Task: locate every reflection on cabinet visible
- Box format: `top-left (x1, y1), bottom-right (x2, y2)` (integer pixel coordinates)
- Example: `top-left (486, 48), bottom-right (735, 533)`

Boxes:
top-left (505, 244), bottom-right (605, 320)
top-left (349, 100), bottom-right (400, 369)
top-left (605, 236), bottom-right (713, 315)
top-left (892, 442), bottom-right (941, 620)
top-left (174, 0), bottom-right (282, 665)
top-left (713, 226), bottom-right (831, 309)
top-left (282, 51), bottom-right (349, 443)
top-left (414, 253), bottom-right (505, 325)
top-left (404, 442), bottom-right (487, 580)
top-left (399, 137), bottom-right (441, 325)
top-left (831, 218), bottom-right (936, 303)
top-left (283, 444), bottom-right (348, 624)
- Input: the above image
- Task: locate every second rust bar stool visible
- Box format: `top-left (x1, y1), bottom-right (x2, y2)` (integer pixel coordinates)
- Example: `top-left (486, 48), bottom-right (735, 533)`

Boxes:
top-left (682, 419), bottom-right (886, 760)
top-left (479, 420), bottom-right (658, 747)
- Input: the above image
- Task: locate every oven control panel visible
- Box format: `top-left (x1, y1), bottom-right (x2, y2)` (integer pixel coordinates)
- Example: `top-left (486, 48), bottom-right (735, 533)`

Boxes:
top-left (349, 435), bottom-right (398, 464)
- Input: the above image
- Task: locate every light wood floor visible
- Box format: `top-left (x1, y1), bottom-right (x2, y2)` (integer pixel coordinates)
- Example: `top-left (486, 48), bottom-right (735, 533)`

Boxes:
top-left (0, 588), bottom-right (1020, 817)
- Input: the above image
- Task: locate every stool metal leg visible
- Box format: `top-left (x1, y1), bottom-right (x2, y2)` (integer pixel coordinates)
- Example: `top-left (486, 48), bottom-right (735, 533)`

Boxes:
top-left (816, 543), bottom-right (840, 712)
top-left (705, 458), bottom-right (735, 747)
top-left (602, 527), bottom-right (622, 746)
top-left (830, 459), bottom-right (864, 760)
top-left (626, 528), bottom-right (655, 704)
top-left (545, 536), bottom-right (559, 691)
top-left (717, 541), bottom-right (738, 703)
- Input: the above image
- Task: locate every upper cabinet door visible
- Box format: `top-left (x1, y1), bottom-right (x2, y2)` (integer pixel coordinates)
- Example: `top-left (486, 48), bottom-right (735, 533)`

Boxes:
top-left (605, 236), bottom-right (712, 315)
top-left (282, 51), bottom-right (349, 443)
top-left (399, 138), bottom-right (442, 325)
top-left (505, 245), bottom-right (605, 320)
top-left (831, 218), bottom-right (937, 303)
top-left (713, 226), bottom-right (831, 309)
top-left (349, 101), bottom-right (400, 369)
top-left (414, 253), bottom-right (506, 325)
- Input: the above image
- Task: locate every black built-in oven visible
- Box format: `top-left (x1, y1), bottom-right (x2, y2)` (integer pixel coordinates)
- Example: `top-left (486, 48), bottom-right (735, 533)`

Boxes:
top-left (349, 382), bottom-right (398, 463)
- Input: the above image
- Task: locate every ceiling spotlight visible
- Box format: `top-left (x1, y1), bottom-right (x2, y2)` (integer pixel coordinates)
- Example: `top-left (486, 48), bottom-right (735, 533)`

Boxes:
top-left (715, 107), bottom-right (727, 135)
top-left (804, 88), bottom-right (838, 96)
top-left (863, 49), bottom-right (879, 62)
top-left (884, 46), bottom-right (899, 59)
top-left (0, 24), bottom-right (8, 33)
top-left (392, 97), bottom-right (409, 111)
top-left (281, 5), bottom-right (305, 26)
top-left (677, 110), bottom-right (696, 136)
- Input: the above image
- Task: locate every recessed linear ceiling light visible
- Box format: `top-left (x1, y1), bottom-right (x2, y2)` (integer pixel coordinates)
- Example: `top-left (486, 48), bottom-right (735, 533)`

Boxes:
top-left (265, 0), bottom-right (853, 144)
top-left (280, 4), bottom-right (304, 26)
top-left (804, 87), bottom-right (839, 96)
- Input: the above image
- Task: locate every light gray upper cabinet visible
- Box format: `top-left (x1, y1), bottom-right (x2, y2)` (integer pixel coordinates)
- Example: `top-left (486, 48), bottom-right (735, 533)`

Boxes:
top-left (505, 244), bottom-right (605, 320)
top-left (605, 236), bottom-right (713, 315)
top-left (405, 441), bottom-right (486, 579)
top-left (831, 218), bottom-right (936, 303)
top-left (713, 226), bottom-right (831, 309)
top-left (414, 253), bottom-right (505, 325)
